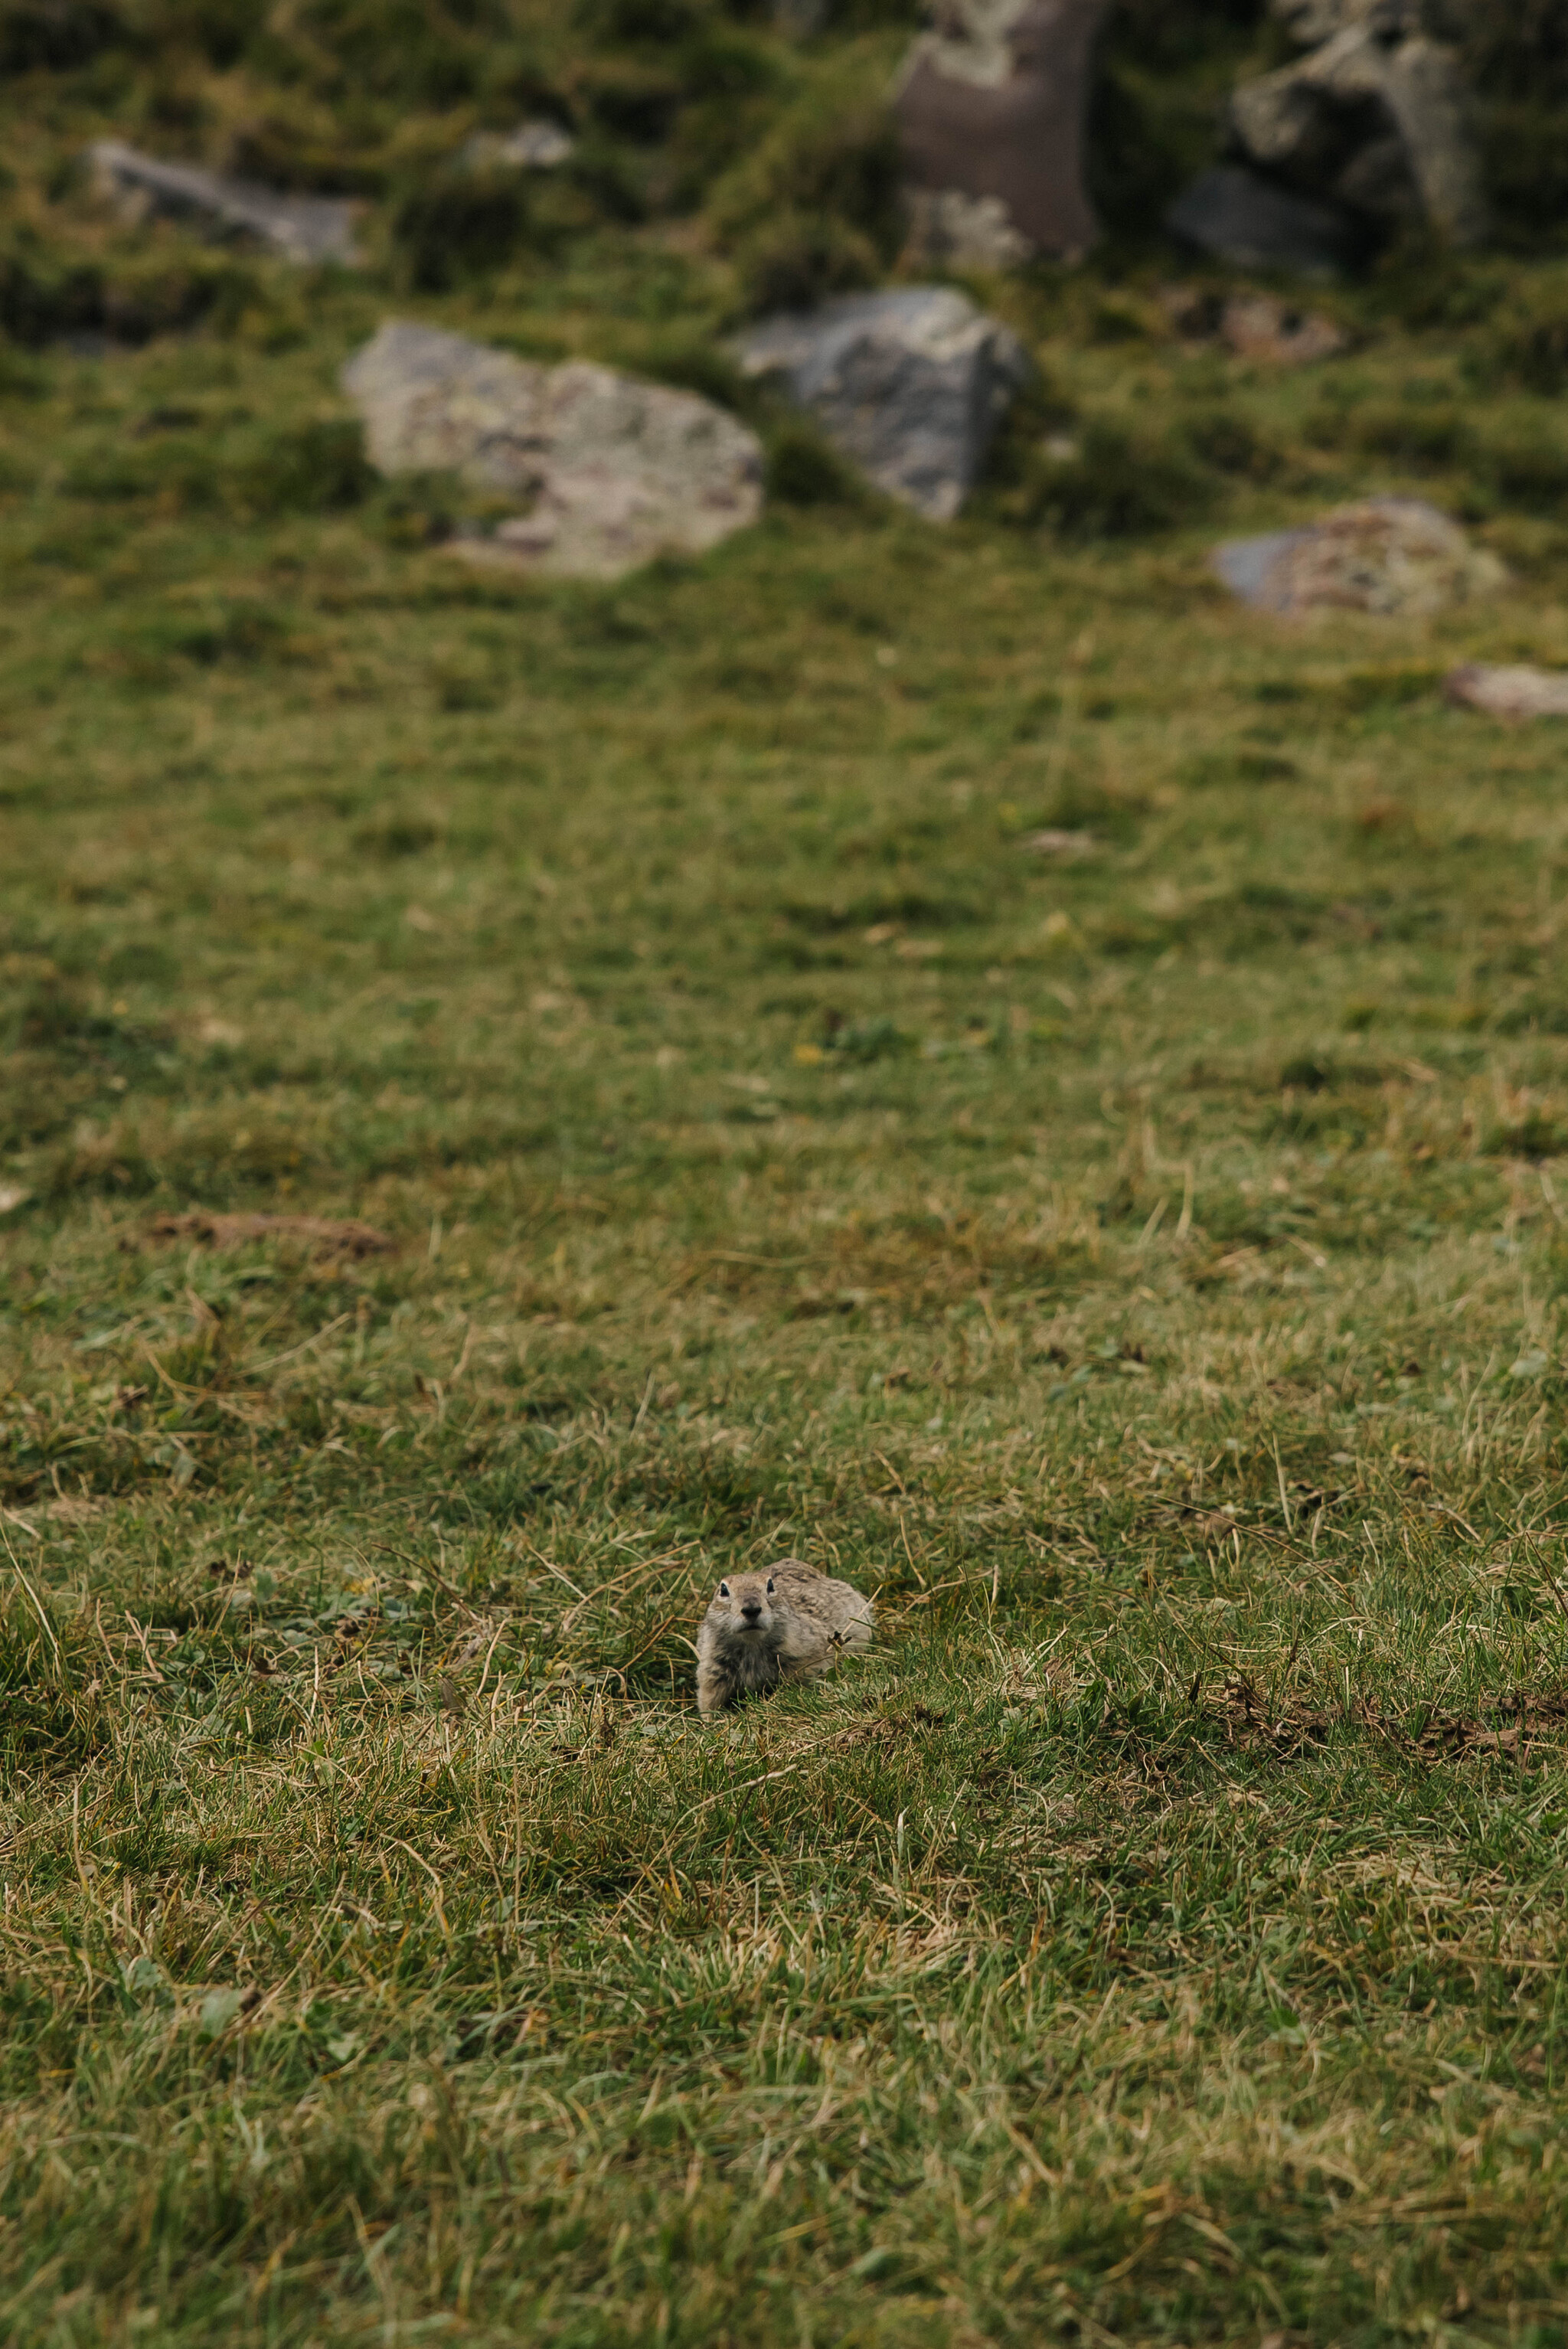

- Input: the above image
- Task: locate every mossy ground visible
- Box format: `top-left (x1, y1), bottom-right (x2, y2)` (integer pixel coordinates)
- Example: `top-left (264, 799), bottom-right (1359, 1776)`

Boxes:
top-left (8, 9), bottom-right (1568, 2348)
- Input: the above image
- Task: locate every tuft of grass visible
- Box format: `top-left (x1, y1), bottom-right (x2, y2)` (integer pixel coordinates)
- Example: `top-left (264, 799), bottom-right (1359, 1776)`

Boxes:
top-left (764, 414), bottom-right (866, 505)
top-left (1008, 418), bottom-right (1214, 538)
top-left (391, 169), bottom-right (537, 292)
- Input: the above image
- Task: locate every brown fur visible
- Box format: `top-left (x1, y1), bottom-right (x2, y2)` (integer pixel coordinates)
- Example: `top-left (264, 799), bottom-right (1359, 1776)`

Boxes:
top-left (696, 1559), bottom-right (874, 1716)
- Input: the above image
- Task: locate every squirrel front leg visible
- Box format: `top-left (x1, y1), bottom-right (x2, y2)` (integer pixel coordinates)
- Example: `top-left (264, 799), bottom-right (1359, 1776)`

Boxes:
top-left (696, 1656), bottom-right (729, 1714)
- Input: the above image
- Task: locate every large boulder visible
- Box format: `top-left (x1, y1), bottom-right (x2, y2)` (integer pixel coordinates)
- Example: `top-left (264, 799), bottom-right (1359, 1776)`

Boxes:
top-left (894, 0), bottom-right (1110, 266)
top-left (736, 288), bottom-right (1031, 522)
top-left (1227, 0), bottom-right (1486, 249)
top-left (87, 140), bottom-right (359, 263)
top-left (1214, 498), bottom-right (1505, 618)
top-left (340, 322), bottom-right (763, 580)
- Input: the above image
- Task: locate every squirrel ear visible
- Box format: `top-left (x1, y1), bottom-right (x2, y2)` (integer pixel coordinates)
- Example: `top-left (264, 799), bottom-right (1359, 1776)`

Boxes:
top-left (719, 1581), bottom-right (730, 1598)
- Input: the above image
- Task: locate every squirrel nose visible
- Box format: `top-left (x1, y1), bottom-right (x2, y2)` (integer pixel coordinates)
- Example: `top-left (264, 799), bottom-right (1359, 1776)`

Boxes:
top-left (740, 1601), bottom-right (762, 1622)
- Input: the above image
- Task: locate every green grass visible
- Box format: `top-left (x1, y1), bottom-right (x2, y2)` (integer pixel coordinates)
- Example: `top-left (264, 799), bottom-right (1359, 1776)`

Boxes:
top-left (8, 13), bottom-right (1568, 2338)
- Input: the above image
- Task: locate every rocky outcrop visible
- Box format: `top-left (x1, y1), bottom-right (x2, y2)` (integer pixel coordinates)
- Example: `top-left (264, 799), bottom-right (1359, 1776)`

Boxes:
top-left (1214, 498), bottom-right (1505, 618)
top-left (1227, 0), bottom-right (1486, 249)
top-left (341, 322), bottom-right (763, 580)
top-left (895, 0), bottom-right (1109, 266)
top-left (1446, 665), bottom-right (1568, 720)
top-left (735, 287), bottom-right (1031, 522)
top-left (87, 141), bottom-right (359, 263)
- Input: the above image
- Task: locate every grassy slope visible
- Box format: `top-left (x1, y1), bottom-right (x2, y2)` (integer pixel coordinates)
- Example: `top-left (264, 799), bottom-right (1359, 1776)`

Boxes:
top-left (7, 10), bottom-right (1568, 2348)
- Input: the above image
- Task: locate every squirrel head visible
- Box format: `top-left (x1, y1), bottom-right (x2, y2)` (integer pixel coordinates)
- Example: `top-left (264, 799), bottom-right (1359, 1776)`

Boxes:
top-left (709, 1569), bottom-right (779, 1635)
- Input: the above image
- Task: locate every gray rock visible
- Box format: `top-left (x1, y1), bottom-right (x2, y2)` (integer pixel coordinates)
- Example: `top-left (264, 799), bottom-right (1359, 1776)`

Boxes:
top-left (1229, 2), bottom-right (1485, 247)
top-left (1166, 166), bottom-right (1360, 275)
top-left (459, 120), bottom-right (574, 172)
top-left (341, 321), bottom-right (763, 580)
top-left (1021, 827), bottom-right (1098, 858)
top-left (87, 140), bottom-right (359, 264)
top-left (1445, 665), bottom-right (1568, 721)
top-left (1214, 498), bottom-right (1506, 617)
top-left (735, 288), bottom-right (1031, 522)
top-left (1213, 524), bottom-right (1315, 608)
top-left (894, 0), bottom-right (1109, 264)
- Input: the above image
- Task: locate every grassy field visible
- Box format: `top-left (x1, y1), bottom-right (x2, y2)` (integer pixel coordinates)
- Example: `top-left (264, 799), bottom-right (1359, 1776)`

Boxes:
top-left (9, 11), bottom-right (1568, 2341)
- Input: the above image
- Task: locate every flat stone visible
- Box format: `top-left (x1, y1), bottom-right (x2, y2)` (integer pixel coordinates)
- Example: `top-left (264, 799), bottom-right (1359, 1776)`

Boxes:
top-left (87, 139), bottom-right (358, 263)
top-left (1020, 828), bottom-right (1098, 857)
top-left (735, 287), bottom-right (1031, 521)
top-left (1214, 498), bottom-right (1506, 617)
top-left (895, 0), bottom-right (1109, 263)
top-left (341, 320), bottom-right (763, 580)
top-left (1166, 166), bottom-right (1360, 274)
top-left (459, 120), bottom-right (574, 172)
top-left (1445, 665), bottom-right (1568, 720)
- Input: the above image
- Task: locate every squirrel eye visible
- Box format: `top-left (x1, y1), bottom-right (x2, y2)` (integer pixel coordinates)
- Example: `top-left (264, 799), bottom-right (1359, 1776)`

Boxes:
top-left (766, 1578), bottom-right (775, 1593)
top-left (719, 1582), bottom-right (730, 1598)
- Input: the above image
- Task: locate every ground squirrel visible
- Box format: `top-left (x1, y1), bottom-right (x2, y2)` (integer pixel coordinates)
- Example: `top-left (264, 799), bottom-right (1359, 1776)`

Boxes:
top-left (696, 1558), bottom-right (874, 1715)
